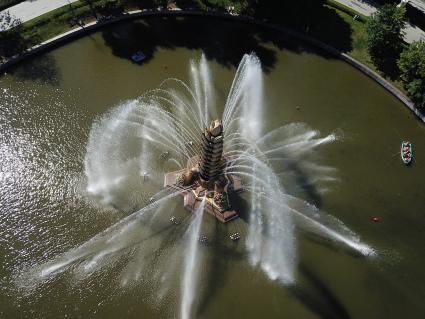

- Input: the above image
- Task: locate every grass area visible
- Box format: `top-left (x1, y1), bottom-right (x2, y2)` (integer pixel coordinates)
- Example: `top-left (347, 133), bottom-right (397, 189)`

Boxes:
top-left (324, 2), bottom-right (405, 90)
top-left (20, 1), bottom-right (108, 44)
top-left (326, 3), bottom-right (372, 66)
top-left (326, 0), bottom-right (368, 21)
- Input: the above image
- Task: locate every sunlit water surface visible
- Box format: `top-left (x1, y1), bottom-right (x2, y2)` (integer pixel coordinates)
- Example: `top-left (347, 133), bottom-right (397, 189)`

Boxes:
top-left (1, 17), bottom-right (425, 319)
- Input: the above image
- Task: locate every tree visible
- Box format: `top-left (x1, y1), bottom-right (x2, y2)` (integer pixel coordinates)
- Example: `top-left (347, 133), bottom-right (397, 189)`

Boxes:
top-left (398, 41), bottom-right (425, 108)
top-left (0, 11), bottom-right (25, 60)
top-left (241, 0), bottom-right (325, 27)
top-left (154, 0), bottom-right (169, 8)
top-left (366, 4), bottom-right (406, 75)
top-left (0, 10), bottom-right (20, 30)
top-left (81, 0), bottom-right (98, 19)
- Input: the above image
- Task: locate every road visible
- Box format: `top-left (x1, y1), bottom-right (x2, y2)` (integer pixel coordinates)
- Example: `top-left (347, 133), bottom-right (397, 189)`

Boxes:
top-left (0, 0), bottom-right (78, 31)
top-left (334, 0), bottom-right (377, 15)
top-left (334, 0), bottom-right (425, 42)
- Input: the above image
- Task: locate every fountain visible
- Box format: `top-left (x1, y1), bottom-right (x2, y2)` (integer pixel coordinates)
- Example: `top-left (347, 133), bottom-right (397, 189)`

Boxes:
top-left (23, 53), bottom-right (376, 319)
top-left (164, 119), bottom-right (243, 222)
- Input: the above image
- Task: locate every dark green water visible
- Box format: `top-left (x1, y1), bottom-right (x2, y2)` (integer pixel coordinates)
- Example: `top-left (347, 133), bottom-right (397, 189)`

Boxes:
top-left (1, 17), bottom-right (425, 319)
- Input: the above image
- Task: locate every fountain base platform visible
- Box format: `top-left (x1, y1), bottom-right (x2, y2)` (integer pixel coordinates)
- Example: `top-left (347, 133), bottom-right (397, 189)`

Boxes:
top-left (164, 156), bottom-right (243, 223)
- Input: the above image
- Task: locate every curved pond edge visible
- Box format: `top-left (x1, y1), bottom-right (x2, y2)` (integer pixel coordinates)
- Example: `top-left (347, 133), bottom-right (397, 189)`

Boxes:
top-left (1, 9), bottom-right (424, 123)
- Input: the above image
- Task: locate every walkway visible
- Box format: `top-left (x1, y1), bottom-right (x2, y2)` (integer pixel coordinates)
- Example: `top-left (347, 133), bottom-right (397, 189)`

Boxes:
top-left (334, 0), bottom-right (425, 42)
top-left (0, 0), bottom-right (78, 31)
top-left (335, 0), bottom-right (377, 16)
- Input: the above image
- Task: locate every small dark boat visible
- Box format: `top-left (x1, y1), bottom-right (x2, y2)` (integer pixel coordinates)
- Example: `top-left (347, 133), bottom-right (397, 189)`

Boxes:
top-left (230, 232), bottom-right (240, 241)
top-left (401, 141), bottom-right (413, 165)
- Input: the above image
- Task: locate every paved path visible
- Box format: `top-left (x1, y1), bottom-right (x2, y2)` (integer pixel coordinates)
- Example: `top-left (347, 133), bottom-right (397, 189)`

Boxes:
top-left (335, 0), bottom-right (377, 16)
top-left (404, 23), bottom-right (425, 42)
top-left (1, 0), bottom-right (78, 30)
top-left (334, 0), bottom-right (425, 43)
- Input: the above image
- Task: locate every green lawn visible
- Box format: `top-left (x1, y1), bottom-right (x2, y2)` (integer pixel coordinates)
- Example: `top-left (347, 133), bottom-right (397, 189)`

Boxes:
top-left (20, 1), bottom-right (108, 43)
top-left (324, 2), bottom-right (405, 90)
top-left (326, 2), bottom-right (372, 66)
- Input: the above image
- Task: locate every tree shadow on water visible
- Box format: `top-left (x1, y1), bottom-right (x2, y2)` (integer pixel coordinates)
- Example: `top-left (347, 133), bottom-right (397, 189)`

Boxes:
top-left (102, 16), bottom-right (278, 72)
top-left (247, 1), bottom-right (354, 54)
top-left (101, 14), bottom-right (352, 73)
top-left (308, 5), bottom-right (354, 53)
top-left (9, 53), bottom-right (61, 86)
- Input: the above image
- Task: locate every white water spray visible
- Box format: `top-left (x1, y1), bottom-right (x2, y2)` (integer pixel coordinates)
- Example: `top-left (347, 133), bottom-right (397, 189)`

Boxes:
top-left (35, 191), bottom-right (181, 280)
top-left (180, 198), bottom-right (206, 319)
top-left (21, 53), bottom-right (376, 319)
top-left (223, 54), bottom-right (263, 140)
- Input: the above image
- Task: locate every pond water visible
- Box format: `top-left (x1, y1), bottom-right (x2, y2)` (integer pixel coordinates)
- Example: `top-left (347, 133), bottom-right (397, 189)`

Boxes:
top-left (1, 17), bottom-right (425, 319)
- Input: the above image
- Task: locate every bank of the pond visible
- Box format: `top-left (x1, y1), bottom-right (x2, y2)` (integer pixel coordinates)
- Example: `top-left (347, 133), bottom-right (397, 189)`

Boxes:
top-left (1, 8), bottom-right (424, 123)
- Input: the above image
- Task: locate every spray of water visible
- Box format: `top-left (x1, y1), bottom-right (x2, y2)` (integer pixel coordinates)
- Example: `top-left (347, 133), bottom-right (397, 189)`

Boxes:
top-left (180, 198), bottom-right (206, 319)
top-left (36, 191), bottom-right (181, 280)
top-left (21, 52), bottom-right (375, 318)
